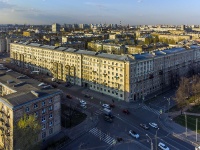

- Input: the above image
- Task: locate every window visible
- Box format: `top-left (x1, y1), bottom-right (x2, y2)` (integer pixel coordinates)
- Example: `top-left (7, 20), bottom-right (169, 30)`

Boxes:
top-left (26, 107), bottom-right (29, 112)
top-left (34, 103), bottom-right (38, 109)
top-left (42, 108), bottom-right (46, 114)
top-left (42, 101), bottom-right (45, 107)
top-left (34, 112), bottom-right (38, 117)
top-left (49, 113), bottom-right (53, 119)
top-left (49, 128), bottom-right (53, 135)
top-left (49, 121), bottom-right (53, 126)
top-left (42, 123), bottom-right (46, 130)
top-left (42, 116), bottom-right (46, 122)
top-left (42, 132), bottom-right (46, 138)
top-left (49, 105), bottom-right (53, 111)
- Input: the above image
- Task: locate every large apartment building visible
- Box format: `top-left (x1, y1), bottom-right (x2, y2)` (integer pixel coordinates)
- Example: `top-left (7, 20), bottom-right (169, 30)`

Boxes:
top-left (0, 65), bottom-right (62, 149)
top-left (10, 42), bottom-right (200, 102)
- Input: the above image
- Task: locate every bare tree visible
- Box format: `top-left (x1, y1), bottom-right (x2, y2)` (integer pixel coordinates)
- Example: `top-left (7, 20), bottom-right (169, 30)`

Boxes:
top-left (175, 77), bottom-right (190, 114)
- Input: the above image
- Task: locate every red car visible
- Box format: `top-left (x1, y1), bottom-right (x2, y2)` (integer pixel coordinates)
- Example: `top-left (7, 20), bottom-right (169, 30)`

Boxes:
top-left (109, 104), bottom-right (115, 108)
top-left (122, 109), bottom-right (130, 114)
top-left (66, 94), bottom-right (72, 99)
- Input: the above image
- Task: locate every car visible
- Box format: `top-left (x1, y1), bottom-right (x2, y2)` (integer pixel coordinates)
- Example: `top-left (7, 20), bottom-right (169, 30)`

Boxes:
top-left (66, 94), bottom-right (72, 99)
top-left (122, 109), bottom-right (130, 114)
top-left (105, 114), bottom-right (114, 119)
top-left (109, 104), bottom-right (115, 108)
top-left (149, 122), bottom-right (158, 128)
top-left (140, 123), bottom-right (149, 130)
top-left (129, 130), bottom-right (139, 139)
top-left (102, 104), bottom-right (110, 109)
top-left (158, 142), bottom-right (169, 150)
top-left (80, 104), bottom-right (87, 109)
top-left (80, 100), bottom-right (86, 105)
top-left (104, 115), bottom-right (113, 123)
top-left (84, 94), bottom-right (90, 98)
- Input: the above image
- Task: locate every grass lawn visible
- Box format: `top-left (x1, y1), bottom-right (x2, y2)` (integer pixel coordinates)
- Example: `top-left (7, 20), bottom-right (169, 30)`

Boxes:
top-left (61, 104), bottom-right (87, 128)
top-left (174, 115), bottom-right (200, 133)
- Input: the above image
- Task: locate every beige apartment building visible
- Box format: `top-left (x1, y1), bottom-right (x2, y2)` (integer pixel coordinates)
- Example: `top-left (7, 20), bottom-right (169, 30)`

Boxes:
top-left (10, 42), bottom-right (200, 102)
top-left (0, 66), bottom-right (62, 150)
top-left (87, 42), bottom-right (126, 54)
top-left (158, 34), bottom-right (191, 42)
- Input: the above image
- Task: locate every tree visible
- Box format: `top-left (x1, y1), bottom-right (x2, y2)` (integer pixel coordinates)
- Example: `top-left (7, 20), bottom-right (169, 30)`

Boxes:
top-left (175, 77), bottom-right (190, 114)
top-left (14, 114), bottom-right (41, 150)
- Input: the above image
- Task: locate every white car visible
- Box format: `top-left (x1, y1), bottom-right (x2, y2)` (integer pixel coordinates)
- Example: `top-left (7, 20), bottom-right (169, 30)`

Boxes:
top-left (158, 142), bottom-right (169, 150)
top-left (149, 122), bottom-right (158, 128)
top-left (129, 130), bottom-right (139, 139)
top-left (80, 104), bottom-right (87, 109)
top-left (102, 104), bottom-right (110, 109)
top-left (80, 100), bottom-right (86, 105)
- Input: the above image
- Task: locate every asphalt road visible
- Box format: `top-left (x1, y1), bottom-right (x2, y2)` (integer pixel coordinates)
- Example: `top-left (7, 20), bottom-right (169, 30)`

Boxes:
top-left (62, 91), bottom-right (194, 150)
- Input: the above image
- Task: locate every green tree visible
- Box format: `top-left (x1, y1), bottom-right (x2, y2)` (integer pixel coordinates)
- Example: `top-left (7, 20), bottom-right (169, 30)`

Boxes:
top-left (14, 114), bottom-right (41, 150)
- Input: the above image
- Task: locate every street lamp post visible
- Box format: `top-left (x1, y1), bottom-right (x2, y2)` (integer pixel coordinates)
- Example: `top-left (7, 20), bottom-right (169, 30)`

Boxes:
top-left (146, 134), bottom-right (153, 150)
top-left (155, 128), bottom-right (159, 150)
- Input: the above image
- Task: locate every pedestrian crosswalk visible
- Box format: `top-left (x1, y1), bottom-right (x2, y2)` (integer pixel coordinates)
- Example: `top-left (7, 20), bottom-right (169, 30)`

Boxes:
top-left (142, 105), bottom-right (160, 115)
top-left (94, 109), bottom-right (103, 116)
top-left (89, 128), bottom-right (116, 145)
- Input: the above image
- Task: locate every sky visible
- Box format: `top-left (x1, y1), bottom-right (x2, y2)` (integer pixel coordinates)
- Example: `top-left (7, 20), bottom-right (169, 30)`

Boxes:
top-left (0, 0), bottom-right (200, 25)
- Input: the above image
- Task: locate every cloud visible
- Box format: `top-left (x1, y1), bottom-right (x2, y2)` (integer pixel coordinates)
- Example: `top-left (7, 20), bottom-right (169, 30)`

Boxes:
top-left (137, 0), bottom-right (142, 3)
top-left (85, 2), bottom-right (107, 9)
top-left (0, 0), bottom-right (14, 9)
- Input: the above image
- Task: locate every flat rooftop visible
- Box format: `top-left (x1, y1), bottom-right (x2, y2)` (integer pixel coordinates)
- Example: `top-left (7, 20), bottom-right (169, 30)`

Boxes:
top-left (0, 67), bottom-right (62, 107)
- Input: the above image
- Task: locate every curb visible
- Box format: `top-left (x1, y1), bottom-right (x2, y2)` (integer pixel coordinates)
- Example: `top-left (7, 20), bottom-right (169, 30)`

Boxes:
top-left (157, 114), bottom-right (199, 147)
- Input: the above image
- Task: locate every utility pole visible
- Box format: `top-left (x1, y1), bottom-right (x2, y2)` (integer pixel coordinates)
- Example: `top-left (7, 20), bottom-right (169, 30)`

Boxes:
top-left (155, 128), bottom-right (159, 150)
top-left (185, 113), bottom-right (187, 137)
top-left (146, 134), bottom-right (153, 150)
top-left (196, 118), bottom-right (198, 142)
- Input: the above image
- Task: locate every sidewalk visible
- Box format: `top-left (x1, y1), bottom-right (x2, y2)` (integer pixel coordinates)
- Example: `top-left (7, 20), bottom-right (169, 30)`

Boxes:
top-left (158, 113), bottom-right (200, 147)
top-left (80, 87), bottom-right (142, 109)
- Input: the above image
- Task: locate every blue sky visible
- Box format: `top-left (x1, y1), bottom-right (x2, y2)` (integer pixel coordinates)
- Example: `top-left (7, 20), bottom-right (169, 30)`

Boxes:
top-left (0, 0), bottom-right (200, 25)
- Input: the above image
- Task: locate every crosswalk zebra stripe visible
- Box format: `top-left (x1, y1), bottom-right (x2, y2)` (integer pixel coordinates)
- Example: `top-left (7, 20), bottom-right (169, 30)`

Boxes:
top-left (142, 105), bottom-right (160, 115)
top-left (89, 128), bottom-right (116, 145)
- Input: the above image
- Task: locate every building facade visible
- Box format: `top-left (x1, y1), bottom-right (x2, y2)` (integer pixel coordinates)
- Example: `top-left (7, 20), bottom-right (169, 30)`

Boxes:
top-left (0, 67), bottom-right (62, 149)
top-left (10, 42), bottom-right (200, 102)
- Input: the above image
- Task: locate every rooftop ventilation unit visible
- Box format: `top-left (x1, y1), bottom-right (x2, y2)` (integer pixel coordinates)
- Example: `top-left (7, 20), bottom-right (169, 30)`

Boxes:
top-left (13, 81), bottom-right (26, 87)
top-left (31, 90), bottom-right (39, 97)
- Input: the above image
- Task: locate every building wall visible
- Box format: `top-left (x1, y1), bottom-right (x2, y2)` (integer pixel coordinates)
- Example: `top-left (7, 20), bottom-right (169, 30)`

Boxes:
top-left (0, 99), bottom-right (13, 150)
top-left (10, 43), bottom-right (200, 102)
top-left (0, 38), bottom-right (6, 53)
top-left (13, 93), bottom-right (62, 142)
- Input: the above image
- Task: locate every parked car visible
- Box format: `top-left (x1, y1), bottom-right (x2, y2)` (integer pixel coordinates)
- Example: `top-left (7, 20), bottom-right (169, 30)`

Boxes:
top-left (109, 104), bottom-right (115, 108)
top-left (66, 94), bottom-right (72, 99)
top-left (140, 123), bottom-right (149, 130)
top-left (80, 104), bottom-right (87, 109)
top-left (102, 104), bottom-right (110, 109)
top-left (122, 109), bottom-right (130, 114)
top-left (80, 100), bottom-right (86, 105)
top-left (149, 122), bottom-right (158, 128)
top-left (84, 94), bottom-right (90, 98)
top-left (158, 142), bottom-right (170, 150)
top-left (129, 130), bottom-right (139, 139)
top-left (104, 115), bottom-right (113, 123)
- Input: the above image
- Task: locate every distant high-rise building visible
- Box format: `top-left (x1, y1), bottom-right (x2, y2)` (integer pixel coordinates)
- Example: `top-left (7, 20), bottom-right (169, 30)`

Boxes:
top-left (181, 24), bottom-right (185, 31)
top-left (52, 23), bottom-right (60, 33)
top-left (78, 24), bottom-right (84, 29)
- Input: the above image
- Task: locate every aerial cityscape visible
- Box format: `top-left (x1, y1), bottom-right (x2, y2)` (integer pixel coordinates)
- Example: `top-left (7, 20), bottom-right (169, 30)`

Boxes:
top-left (0, 0), bottom-right (200, 150)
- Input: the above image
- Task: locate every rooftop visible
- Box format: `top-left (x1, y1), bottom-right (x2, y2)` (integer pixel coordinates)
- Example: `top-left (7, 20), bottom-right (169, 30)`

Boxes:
top-left (0, 68), bottom-right (62, 108)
